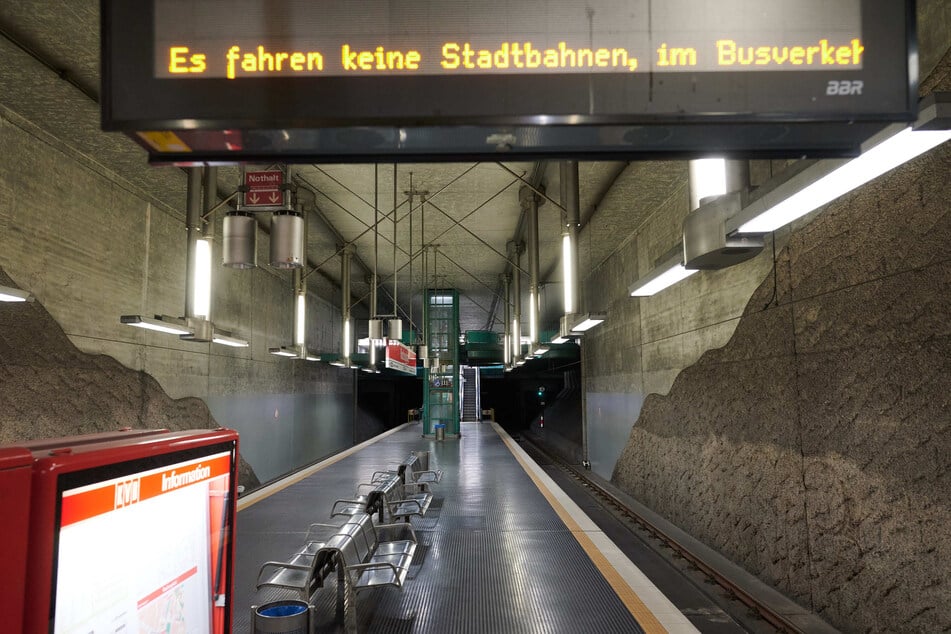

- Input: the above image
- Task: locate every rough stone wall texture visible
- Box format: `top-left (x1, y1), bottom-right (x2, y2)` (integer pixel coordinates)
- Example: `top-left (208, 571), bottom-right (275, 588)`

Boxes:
top-left (0, 268), bottom-right (260, 489)
top-left (0, 100), bottom-right (354, 485)
top-left (612, 51), bottom-right (951, 634)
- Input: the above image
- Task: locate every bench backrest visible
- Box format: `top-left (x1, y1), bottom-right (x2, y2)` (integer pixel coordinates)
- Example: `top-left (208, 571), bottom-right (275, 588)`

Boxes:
top-left (322, 514), bottom-right (378, 568)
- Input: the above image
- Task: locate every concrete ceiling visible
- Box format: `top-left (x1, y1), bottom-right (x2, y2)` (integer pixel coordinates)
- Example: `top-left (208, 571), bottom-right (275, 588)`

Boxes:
top-left (0, 2), bottom-right (635, 335)
top-left (4, 1), bottom-right (947, 336)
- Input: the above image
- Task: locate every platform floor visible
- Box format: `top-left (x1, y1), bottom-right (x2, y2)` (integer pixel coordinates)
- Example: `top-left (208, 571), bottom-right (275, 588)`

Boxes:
top-left (233, 422), bottom-right (698, 633)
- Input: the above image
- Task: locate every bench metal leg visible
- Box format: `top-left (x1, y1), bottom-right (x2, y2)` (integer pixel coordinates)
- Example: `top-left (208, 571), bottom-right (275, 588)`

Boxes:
top-left (342, 570), bottom-right (358, 634)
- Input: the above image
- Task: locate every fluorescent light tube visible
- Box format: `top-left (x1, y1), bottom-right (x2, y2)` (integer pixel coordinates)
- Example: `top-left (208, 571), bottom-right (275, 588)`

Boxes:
top-left (193, 238), bottom-right (212, 318)
top-left (689, 158), bottom-right (727, 210)
top-left (343, 319), bottom-right (351, 358)
top-left (551, 336), bottom-right (569, 344)
top-left (120, 315), bottom-right (193, 336)
top-left (629, 264), bottom-right (698, 297)
top-left (294, 293), bottom-right (305, 346)
top-left (563, 234), bottom-right (574, 314)
top-left (569, 313), bottom-right (607, 332)
top-left (0, 285), bottom-right (32, 302)
top-left (269, 346), bottom-right (298, 357)
top-left (533, 346), bottom-right (549, 356)
top-left (213, 333), bottom-right (249, 347)
top-left (738, 127), bottom-right (951, 234)
top-left (529, 291), bottom-right (537, 344)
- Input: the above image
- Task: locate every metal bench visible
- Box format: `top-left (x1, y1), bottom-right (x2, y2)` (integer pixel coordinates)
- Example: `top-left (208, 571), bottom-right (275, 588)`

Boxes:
top-left (334, 473), bottom-right (433, 523)
top-left (373, 450), bottom-right (443, 489)
top-left (384, 481), bottom-right (435, 523)
top-left (331, 474), bottom-right (402, 522)
top-left (317, 513), bottom-right (417, 632)
top-left (254, 522), bottom-right (340, 601)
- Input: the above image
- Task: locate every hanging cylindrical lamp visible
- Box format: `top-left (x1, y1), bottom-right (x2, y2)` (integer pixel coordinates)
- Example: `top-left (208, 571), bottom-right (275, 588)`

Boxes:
top-left (388, 318), bottom-right (403, 342)
top-left (368, 318), bottom-right (383, 341)
top-left (223, 212), bottom-right (256, 268)
top-left (270, 210), bottom-right (304, 268)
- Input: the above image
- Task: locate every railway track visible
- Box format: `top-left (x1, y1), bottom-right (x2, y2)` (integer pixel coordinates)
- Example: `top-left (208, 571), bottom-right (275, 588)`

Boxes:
top-left (518, 435), bottom-right (806, 634)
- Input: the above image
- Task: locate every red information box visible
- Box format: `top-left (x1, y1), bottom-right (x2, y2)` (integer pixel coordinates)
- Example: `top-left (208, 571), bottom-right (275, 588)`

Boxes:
top-left (1, 428), bottom-right (239, 634)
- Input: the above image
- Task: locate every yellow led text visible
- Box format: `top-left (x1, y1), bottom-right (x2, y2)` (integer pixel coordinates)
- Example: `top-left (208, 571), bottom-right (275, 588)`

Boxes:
top-left (716, 39), bottom-right (865, 67)
top-left (168, 46), bottom-right (207, 73)
top-left (341, 45), bottom-right (421, 71)
top-left (225, 46), bottom-right (324, 79)
top-left (441, 42), bottom-right (639, 72)
top-left (656, 43), bottom-right (697, 67)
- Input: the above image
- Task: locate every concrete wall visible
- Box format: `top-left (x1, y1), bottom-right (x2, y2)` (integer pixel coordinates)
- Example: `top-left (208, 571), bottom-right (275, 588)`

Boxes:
top-left (0, 105), bottom-right (355, 485)
top-left (602, 51), bottom-right (951, 632)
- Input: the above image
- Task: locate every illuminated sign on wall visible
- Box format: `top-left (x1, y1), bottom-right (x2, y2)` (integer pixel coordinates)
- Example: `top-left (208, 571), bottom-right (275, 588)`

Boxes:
top-left (53, 451), bottom-right (234, 634)
top-left (385, 341), bottom-right (418, 376)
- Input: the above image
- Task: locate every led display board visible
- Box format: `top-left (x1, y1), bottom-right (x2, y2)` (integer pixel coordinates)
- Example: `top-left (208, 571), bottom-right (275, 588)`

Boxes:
top-left (102, 0), bottom-right (916, 161)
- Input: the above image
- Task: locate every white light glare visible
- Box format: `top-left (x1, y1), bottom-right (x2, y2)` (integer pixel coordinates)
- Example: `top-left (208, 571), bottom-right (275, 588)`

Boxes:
top-left (343, 319), bottom-right (351, 358)
top-left (551, 336), bottom-right (569, 344)
top-left (562, 234), bottom-right (574, 314)
top-left (739, 127), bottom-right (951, 233)
top-left (570, 317), bottom-right (605, 332)
top-left (630, 264), bottom-right (699, 297)
top-left (689, 158), bottom-right (727, 210)
top-left (213, 333), bottom-right (249, 347)
top-left (193, 238), bottom-right (212, 318)
top-left (512, 318), bottom-right (520, 358)
top-left (269, 347), bottom-right (298, 357)
top-left (121, 315), bottom-right (192, 336)
top-left (295, 293), bottom-right (306, 346)
top-left (529, 291), bottom-right (537, 343)
top-left (0, 286), bottom-right (31, 302)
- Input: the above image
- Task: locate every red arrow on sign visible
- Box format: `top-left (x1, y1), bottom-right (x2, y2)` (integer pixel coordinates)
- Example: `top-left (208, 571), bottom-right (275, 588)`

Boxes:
top-left (248, 192), bottom-right (260, 204)
top-left (268, 191), bottom-right (281, 203)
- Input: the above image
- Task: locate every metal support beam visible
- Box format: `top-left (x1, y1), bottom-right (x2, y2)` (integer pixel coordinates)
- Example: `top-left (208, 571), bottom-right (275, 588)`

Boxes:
top-left (562, 161), bottom-right (581, 315)
top-left (202, 166), bottom-right (217, 240)
top-left (184, 167), bottom-right (203, 319)
top-left (341, 245), bottom-right (352, 360)
top-left (521, 186), bottom-right (543, 344)
top-left (512, 242), bottom-right (522, 363)
top-left (503, 274), bottom-right (512, 366)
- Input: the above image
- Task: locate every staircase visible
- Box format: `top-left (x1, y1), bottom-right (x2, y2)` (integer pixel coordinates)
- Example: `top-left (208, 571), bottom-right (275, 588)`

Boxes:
top-left (461, 367), bottom-right (480, 421)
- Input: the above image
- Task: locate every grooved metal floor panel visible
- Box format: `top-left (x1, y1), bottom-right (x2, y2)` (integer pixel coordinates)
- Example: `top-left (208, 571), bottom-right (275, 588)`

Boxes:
top-left (233, 422), bottom-right (646, 633)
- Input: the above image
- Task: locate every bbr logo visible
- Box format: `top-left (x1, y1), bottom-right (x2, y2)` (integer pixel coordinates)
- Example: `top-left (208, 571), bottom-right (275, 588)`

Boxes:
top-left (827, 80), bottom-right (864, 96)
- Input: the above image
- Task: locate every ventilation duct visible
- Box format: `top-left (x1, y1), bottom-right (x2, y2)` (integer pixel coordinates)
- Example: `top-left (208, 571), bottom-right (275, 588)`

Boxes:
top-left (222, 211), bottom-right (256, 268)
top-left (683, 192), bottom-right (763, 270)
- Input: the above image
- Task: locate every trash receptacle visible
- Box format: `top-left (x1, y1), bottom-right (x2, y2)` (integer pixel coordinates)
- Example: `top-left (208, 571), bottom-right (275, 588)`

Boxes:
top-left (252, 600), bottom-right (310, 634)
top-left (434, 423), bottom-right (446, 441)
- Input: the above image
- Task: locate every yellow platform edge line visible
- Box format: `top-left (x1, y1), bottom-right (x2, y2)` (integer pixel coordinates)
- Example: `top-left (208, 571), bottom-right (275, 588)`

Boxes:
top-left (493, 423), bottom-right (669, 634)
top-left (237, 422), bottom-right (414, 512)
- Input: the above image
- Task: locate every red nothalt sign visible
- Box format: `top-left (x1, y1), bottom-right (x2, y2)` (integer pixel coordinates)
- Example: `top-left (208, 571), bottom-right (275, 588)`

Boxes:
top-left (245, 170), bottom-right (283, 207)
